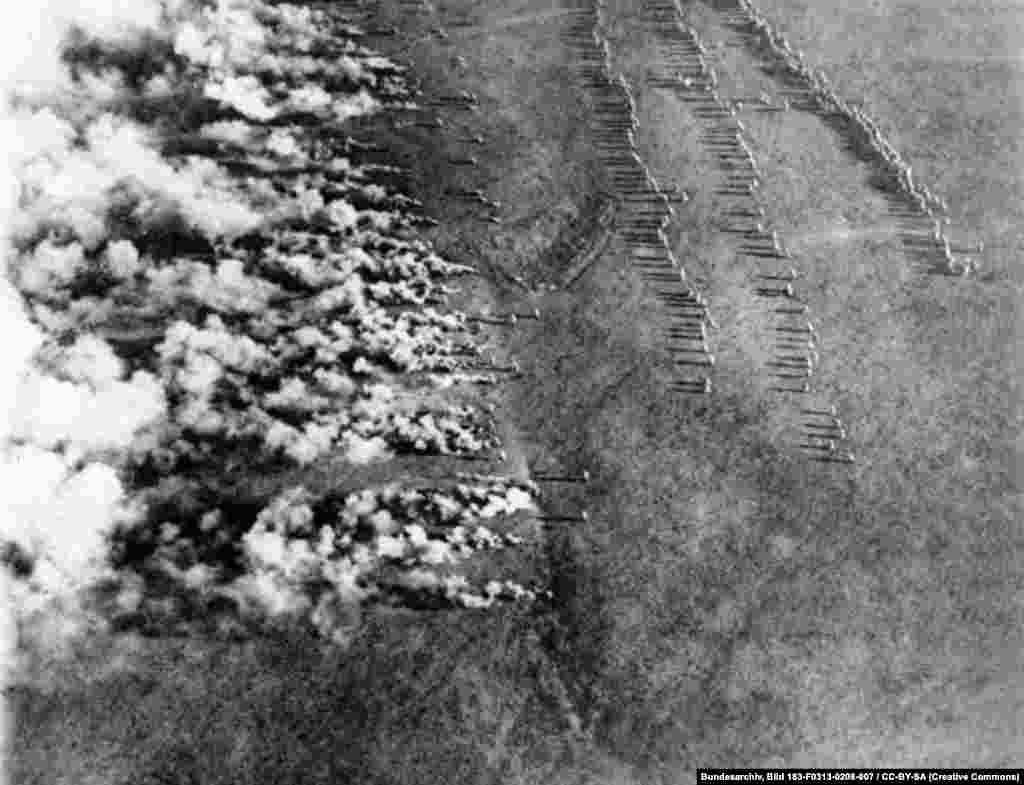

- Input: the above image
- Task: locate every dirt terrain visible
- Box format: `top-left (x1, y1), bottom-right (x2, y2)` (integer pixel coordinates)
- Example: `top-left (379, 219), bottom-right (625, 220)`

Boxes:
top-left (10, 0), bottom-right (1023, 781)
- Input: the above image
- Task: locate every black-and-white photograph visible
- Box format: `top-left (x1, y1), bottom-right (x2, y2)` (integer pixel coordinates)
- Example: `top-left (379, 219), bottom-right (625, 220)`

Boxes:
top-left (1, 0), bottom-right (1021, 781)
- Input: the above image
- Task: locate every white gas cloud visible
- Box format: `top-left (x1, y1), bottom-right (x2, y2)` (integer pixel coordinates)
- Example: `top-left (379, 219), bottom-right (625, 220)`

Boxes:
top-left (0, 1), bottom-right (536, 730)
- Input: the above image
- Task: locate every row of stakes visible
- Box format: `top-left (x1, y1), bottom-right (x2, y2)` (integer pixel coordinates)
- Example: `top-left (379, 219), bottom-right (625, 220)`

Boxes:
top-left (365, 0), bottom-right (852, 459)
top-left (562, 0), bottom-right (716, 396)
top-left (637, 1), bottom-right (857, 463)
top-left (712, 0), bottom-right (979, 277)
top-left (643, 1), bottom-right (977, 278)
top-left (796, 405), bottom-right (856, 464)
top-left (458, 305), bottom-right (542, 393)
top-left (333, 0), bottom-right (504, 225)
top-left (374, 4), bottom-right (544, 285)
top-left (338, 1), bottom-right (854, 487)
top-left (333, 5), bottom-right (597, 615)
top-left (350, 0), bottom-right (855, 462)
top-left (288, 3), bottom-right (496, 227)
top-left (332, 0), bottom-right (555, 469)
top-left (354, 1), bottom-right (590, 294)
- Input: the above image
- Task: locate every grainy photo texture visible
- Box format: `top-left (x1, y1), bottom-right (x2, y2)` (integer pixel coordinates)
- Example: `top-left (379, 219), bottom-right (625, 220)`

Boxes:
top-left (1, 0), bottom-right (1021, 782)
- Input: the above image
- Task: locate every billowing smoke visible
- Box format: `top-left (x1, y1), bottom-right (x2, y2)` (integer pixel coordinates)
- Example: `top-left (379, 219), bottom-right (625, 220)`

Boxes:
top-left (1, 6), bottom-right (539, 756)
top-left (0, 0), bottom-right (288, 681)
top-left (0, 2), bottom-right (196, 778)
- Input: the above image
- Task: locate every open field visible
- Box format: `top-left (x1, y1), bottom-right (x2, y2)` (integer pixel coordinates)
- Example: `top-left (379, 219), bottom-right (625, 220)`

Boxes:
top-left (7, 0), bottom-right (1023, 782)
